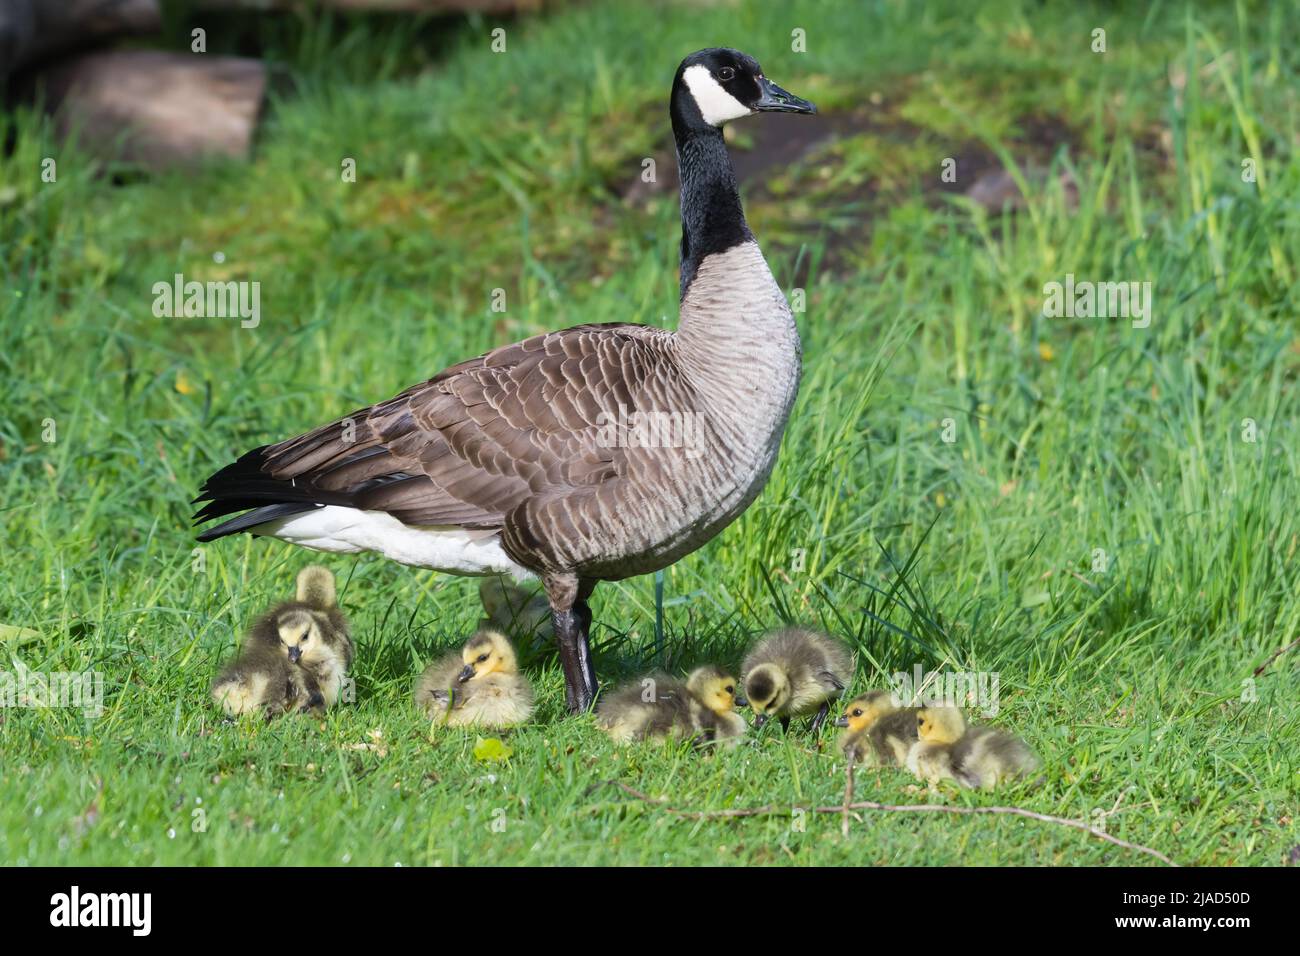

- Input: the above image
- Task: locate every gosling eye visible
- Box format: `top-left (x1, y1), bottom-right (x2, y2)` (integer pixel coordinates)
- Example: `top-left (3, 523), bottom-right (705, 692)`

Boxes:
top-left (724, 685), bottom-right (734, 694)
top-left (717, 66), bottom-right (735, 81)
top-left (476, 654), bottom-right (489, 663)
top-left (852, 709), bottom-right (863, 717)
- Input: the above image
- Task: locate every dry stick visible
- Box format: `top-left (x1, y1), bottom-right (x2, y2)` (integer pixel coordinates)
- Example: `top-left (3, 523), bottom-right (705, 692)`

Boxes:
top-left (600, 780), bottom-right (1180, 867)
top-left (842, 760), bottom-right (855, 838)
top-left (1061, 567), bottom-right (1099, 589)
top-left (1254, 636), bottom-right (1300, 677)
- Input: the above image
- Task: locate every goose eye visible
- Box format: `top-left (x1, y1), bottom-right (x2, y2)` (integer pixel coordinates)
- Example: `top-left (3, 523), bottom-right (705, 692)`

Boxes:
top-left (477, 654), bottom-right (489, 663)
top-left (724, 685), bottom-right (734, 694)
top-left (717, 66), bottom-right (735, 81)
top-left (853, 709), bottom-right (863, 717)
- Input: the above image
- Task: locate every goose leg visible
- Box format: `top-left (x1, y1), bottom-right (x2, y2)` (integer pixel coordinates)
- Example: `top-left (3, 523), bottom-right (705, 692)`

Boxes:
top-left (574, 597), bottom-right (597, 704)
top-left (553, 608), bottom-right (598, 714)
top-left (548, 575), bottom-right (599, 714)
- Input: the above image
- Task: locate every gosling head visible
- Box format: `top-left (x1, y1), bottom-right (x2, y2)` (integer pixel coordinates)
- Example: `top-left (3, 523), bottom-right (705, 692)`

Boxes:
top-left (687, 665), bottom-right (745, 716)
top-left (916, 706), bottom-right (966, 745)
top-left (275, 609), bottom-right (328, 666)
top-left (834, 690), bottom-right (897, 733)
top-left (672, 48), bottom-right (816, 134)
top-left (744, 664), bottom-right (791, 727)
top-left (457, 630), bottom-right (517, 683)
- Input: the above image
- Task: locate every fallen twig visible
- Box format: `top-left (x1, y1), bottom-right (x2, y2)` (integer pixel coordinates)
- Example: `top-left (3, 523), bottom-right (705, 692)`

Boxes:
top-left (1061, 567), bottom-right (1100, 589)
top-left (1254, 637), bottom-right (1300, 677)
top-left (842, 760), bottom-right (854, 838)
top-left (595, 780), bottom-right (1180, 867)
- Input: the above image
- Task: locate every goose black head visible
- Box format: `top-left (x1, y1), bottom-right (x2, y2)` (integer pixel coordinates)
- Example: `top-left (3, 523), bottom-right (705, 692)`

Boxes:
top-left (672, 47), bottom-right (816, 135)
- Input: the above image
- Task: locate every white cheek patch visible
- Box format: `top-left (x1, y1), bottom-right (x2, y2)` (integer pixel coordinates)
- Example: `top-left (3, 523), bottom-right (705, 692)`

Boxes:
top-left (683, 64), bottom-right (752, 126)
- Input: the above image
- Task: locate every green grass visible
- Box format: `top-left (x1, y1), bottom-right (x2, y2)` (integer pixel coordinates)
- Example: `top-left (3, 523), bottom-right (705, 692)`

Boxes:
top-left (1, 0), bottom-right (1297, 865)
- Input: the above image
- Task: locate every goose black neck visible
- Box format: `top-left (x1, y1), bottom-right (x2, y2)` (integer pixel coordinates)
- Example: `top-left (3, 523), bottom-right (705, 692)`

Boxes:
top-left (674, 125), bottom-right (752, 299)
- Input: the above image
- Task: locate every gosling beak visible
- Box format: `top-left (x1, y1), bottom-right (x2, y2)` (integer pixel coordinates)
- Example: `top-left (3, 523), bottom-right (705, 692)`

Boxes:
top-left (753, 713), bottom-right (768, 728)
top-left (753, 77), bottom-right (817, 115)
top-left (833, 716), bottom-right (849, 728)
top-left (457, 664), bottom-right (476, 683)
top-left (287, 646), bottom-right (302, 664)
top-left (734, 694), bottom-right (749, 708)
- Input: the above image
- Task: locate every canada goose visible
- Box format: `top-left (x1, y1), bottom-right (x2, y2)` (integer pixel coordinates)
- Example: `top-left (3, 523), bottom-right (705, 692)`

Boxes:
top-left (414, 629), bottom-right (535, 728)
top-left (595, 665), bottom-right (745, 745)
top-left (211, 566), bottom-right (353, 717)
top-left (742, 627), bottom-right (852, 733)
top-left (479, 577), bottom-right (553, 643)
top-left (907, 707), bottom-right (1040, 789)
top-left (192, 48), bottom-right (817, 714)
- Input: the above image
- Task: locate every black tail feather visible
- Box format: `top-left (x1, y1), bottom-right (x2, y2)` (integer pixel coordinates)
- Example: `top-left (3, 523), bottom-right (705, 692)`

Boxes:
top-left (192, 446), bottom-right (273, 501)
top-left (195, 503), bottom-right (321, 542)
top-left (193, 445), bottom-right (342, 541)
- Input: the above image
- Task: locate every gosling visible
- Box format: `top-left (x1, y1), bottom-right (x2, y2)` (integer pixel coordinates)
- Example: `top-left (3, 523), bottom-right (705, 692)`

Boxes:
top-left (479, 577), bottom-right (553, 643)
top-left (905, 706), bottom-right (965, 786)
top-left (907, 706), bottom-right (1040, 789)
top-left (211, 566), bottom-right (353, 718)
top-left (685, 665), bottom-right (748, 745)
top-left (742, 627), bottom-right (853, 733)
top-left (596, 666), bottom-right (746, 746)
top-left (835, 690), bottom-right (918, 767)
top-left (414, 630), bottom-right (535, 728)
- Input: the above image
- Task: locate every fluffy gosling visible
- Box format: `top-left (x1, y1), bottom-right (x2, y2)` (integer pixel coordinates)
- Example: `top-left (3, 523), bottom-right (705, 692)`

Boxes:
top-left (907, 707), bottom-right (1040, 789)
top-left (905, 706), bottom-right (966, 785)
top-left (479, 577), bottom-right (553, 643)
top-left (596, 666), bottom-right (746, 746)
top-left (866, 706), bottom-right (922, 767)
top-left (596, 672), bottom-right (695, 743)
top-left (742, 627), bottom-right (853, 733)
top-left (835, 690), bottom-right (917, 766)
top-left (211, 566), bottom-right (353, 718)
top-left (685, 665), bottom-right (748, 745)
top-left (949, 713), bottom-right (1040, 789)
top-left (414, 630), bottom-right (535, 728)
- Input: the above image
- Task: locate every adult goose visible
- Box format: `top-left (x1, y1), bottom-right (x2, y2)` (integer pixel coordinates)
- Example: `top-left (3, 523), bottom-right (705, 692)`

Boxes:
top-left (193, 48), bottom-right (816, 714)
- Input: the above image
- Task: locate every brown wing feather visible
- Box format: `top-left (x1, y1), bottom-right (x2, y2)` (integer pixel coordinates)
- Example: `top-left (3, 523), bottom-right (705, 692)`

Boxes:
top-left (196, 323), bottom-right (683, 539)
